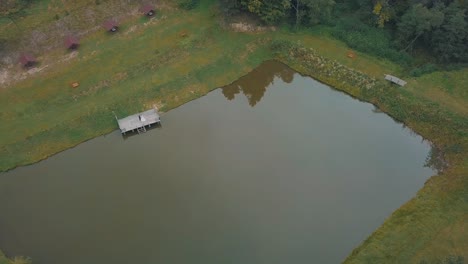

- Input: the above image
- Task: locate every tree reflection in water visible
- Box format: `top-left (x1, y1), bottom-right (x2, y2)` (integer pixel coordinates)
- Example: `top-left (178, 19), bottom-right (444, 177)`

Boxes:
top-left (221, 61), bottom-right (295, 107)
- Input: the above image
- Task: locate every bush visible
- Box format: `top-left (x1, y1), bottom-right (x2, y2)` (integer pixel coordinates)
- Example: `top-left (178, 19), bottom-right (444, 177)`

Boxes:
top-left (177, 0), bottom-right (199, 10)
top-left (443, 63), bottom-right (468, 71)
top-left (330, 17), bottom-right (412, 65)
top-left (410, 63), bottom-right (438, 77)
top-left (269, 39), bottom-right (296, 53)
top-left (218, 0), bottom-right (242, 16)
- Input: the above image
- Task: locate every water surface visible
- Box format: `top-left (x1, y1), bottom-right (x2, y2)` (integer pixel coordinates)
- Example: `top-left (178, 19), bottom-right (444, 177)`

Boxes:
top-left (0, 61), bottom-right (434, 264)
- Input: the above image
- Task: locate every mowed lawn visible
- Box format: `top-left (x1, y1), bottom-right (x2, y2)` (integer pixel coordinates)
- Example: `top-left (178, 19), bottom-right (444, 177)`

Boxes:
top-left (0, 0), bottom-right (467, 263)
top-left (0, 2), bottom-right (270, 170)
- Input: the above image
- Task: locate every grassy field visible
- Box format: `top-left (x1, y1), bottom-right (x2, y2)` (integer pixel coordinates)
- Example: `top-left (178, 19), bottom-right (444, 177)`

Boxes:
top-left (0, 0), bottom-right (467, 263)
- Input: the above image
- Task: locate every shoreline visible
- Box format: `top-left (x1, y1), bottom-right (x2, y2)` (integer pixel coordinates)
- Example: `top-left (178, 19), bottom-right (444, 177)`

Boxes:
top-left (0, 59), bottom-right (434, 174)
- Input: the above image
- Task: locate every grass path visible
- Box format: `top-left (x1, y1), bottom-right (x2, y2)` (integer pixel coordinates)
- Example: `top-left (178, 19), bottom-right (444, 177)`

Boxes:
top-left (0, 0), bottom-right (467, 263)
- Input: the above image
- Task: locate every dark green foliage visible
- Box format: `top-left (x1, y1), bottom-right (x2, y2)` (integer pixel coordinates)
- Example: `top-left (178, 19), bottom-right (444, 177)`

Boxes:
top-left (220, 0), bottom-right (468, 65)
top-left (396, 4), bottom-right (444, 52)
top-left (293, 0), bottom-right (335, 26)
top-left (219, 0), bottom-right (242, 15)
top-left (241, 0), bottom-right (291, 24)
top-left (331, 17), bottom-right (412, 65)
top-left (178, 0), bottom-right (199, 10)
top-left (218, 0), bottom-right (334, 25)
top-left (270, 39), bottom-right (296, 53)
top-left (395, 2), bottom-right (468, 62)
top-left (410, 63), bottom-right (438, 77)
top-left (443, 63), bottom-right (468, 71)
top-left (430, 3), bottom-right (468, 62)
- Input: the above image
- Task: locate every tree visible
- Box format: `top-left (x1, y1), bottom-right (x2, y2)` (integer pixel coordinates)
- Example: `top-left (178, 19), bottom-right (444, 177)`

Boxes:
top-left (240, 0), bottom-right (291, 24)
top-left (302, 0), bottom-right (335, 25)
top-left (292, 0), bottom-right (335, 27)
top-left (292, 0), bottom-right (300, 27)
top-left (397, 3), bottom-right (444, 52)
top-left (430, 3), bottom-right (468, 62)
top-left (219, 0), bottom-right (243, 16)
top-left (373, 0), bottom-right (392, 27)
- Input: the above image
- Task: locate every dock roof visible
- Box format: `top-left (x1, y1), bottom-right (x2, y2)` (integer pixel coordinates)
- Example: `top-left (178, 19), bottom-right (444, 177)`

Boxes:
top-left (117, 109), bottom-right (160, 133)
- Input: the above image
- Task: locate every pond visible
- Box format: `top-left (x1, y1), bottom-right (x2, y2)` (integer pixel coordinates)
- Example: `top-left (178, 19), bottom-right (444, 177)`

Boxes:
top-left (0, 61), bottom-right (434, 264)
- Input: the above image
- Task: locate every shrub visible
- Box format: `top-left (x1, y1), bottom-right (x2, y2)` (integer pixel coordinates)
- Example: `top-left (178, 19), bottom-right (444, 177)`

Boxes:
top-left (410, 63), bottom-right (438, 77)
top-left (443, 63), bottom-right (468, 71)
top-left (330, 17), bottom-right (412, 65)
top-left (269, 39), bottom-right (296, 53)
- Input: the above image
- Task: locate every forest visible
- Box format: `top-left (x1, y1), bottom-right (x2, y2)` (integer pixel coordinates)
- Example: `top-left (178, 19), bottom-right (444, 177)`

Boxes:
top-left (217, 0), bottom-right (468, 68)
top-left (2, 0), bottom-right (468, 67)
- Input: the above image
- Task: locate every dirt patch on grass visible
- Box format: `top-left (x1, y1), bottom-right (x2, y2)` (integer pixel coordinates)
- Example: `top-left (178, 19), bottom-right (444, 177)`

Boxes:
top-left (0, 50), bottom-right (80, 87)
top-left (229, 22), bottom-right (275, 33)
top-left (124, 25), bottom-right (138, 35)
top-left (220, 13), bottom-right (275, 33)
top-left (0, 0), bottom-right (158, 87)
top-left (0, 70), bottom-right (10, 87)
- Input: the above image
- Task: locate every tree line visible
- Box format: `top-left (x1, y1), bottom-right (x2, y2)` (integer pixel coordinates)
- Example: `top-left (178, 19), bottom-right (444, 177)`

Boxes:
top-left (2, 0), bottom-right (467, 64)
top-left (219, 0), bottom-right (335, 26)
top-left (219, 0), bottom-right (468, 64)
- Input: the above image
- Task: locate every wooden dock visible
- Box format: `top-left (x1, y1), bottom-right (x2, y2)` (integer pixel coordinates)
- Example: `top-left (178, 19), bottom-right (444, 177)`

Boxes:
top-left (385, 74), bottom-right (407, 86)
top-left (116, 109), bottom-right (160, 134)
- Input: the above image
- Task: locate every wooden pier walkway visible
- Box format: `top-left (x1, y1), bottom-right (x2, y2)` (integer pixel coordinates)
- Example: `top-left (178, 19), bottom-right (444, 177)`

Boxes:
top-left (116, 109), bottom-right (160, 134)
